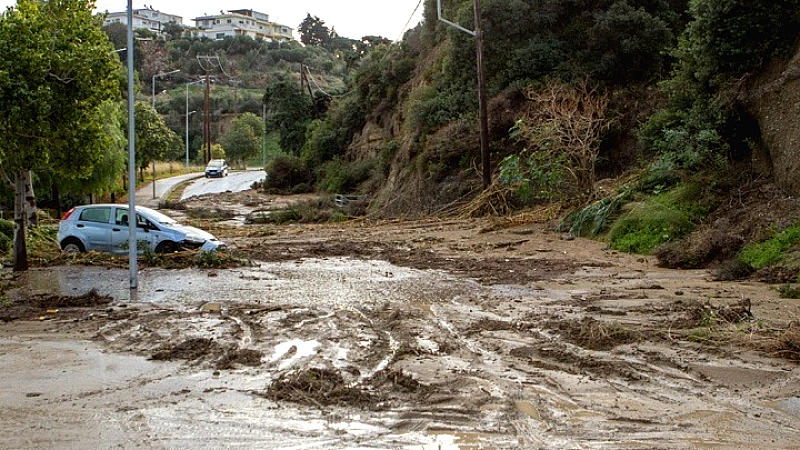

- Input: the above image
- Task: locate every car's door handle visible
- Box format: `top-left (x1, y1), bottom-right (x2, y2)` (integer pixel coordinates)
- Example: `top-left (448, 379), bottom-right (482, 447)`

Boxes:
top-left (76, 224), bottom-right (84, 228)
top-left (112, 228), bottom-right (121, 232)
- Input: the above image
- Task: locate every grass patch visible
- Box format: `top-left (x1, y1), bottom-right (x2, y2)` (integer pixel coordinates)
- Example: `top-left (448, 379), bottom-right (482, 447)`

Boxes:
top-left (607, 182), bottom-right (717, 254)
top-left (739, 225), bottom-right (800, 269)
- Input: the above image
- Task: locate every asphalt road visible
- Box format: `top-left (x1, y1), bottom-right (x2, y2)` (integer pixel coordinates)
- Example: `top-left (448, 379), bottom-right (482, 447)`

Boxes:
top-left (135, 170), bottom-right (265, 207)
top-left (179, 169), bottom-right (265, 200)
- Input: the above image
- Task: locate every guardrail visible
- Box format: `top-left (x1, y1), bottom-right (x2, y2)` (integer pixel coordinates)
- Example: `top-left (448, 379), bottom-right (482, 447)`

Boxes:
top-left (335, 194), bottom-right (367, 208)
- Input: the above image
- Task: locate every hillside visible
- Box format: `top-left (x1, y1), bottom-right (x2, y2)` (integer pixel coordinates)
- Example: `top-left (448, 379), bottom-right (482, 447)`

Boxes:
top-left (129, 0), bottom-right (800, 278)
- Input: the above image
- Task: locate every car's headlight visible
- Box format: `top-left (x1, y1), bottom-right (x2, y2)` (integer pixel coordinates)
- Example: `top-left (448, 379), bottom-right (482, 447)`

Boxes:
top-left (183, 235), bottom-right (206, 244)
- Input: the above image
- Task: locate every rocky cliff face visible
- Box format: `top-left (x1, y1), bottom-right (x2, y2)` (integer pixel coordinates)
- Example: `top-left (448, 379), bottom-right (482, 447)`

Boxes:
top-left (747, 45), bottom-right (800, 194)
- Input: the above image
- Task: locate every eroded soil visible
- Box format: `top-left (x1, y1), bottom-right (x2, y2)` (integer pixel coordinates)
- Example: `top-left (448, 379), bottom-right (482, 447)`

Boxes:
top-left (2, 193), bottom-right (800, 449)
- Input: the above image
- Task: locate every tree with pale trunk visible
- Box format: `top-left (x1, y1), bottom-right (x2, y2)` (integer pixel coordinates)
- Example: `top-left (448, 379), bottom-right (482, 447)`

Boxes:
top-left (0, 0), bottom-right (121, 271)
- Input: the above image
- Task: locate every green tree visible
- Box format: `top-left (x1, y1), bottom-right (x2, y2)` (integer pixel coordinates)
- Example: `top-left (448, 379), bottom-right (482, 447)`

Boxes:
top-left (298, 14), bottom-right (331, 46)
top-left (263, 76), bottom-right (313, 153)
top-left (131, 101), bottom-right (181, 180)
top-left (102, 21), bottom-right (143, 72)
top-left (58, 101), bottom-right (128, 198)
top-left (640, 0), bottom-right (800, 177)
top-left (0, 0), bottom-right (121, 271)
top-left (161, 21), bottom-right (184, 40)
top-left (220, 112), bottom-right (265, 166)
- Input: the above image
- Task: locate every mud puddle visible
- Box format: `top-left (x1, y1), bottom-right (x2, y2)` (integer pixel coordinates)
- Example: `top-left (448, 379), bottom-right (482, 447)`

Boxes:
top-left (3, 248), bottom-right (800, 448)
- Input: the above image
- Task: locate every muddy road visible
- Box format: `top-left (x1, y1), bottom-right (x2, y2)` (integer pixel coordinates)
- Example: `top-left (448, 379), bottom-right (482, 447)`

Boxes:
top-left (2, 195), bottom-right (800, 449)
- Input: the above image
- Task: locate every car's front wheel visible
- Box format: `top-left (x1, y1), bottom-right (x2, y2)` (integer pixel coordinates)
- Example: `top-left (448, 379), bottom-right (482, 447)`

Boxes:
top-left (61, 237), bottom-right (85, 253)
top-left (155, 240), bottom-right (178, 253)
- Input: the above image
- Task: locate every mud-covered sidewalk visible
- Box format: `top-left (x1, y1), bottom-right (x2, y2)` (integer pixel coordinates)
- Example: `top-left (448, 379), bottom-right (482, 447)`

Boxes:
top-left (2, 215), bottom-right (800, 449)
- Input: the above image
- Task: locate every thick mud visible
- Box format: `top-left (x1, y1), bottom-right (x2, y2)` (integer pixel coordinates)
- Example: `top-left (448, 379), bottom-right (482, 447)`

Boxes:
top-left (2, 217), bottom-right (800, 449)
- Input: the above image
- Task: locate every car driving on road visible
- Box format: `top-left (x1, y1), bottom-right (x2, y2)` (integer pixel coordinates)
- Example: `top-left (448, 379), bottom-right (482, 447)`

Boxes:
top-left (205, 159), bottom-right (228, 178)
top-left (57, 204), bottom-right (224, 254)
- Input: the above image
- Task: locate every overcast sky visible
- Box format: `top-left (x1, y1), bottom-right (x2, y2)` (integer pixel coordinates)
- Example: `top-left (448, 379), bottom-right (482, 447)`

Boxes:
top-left (0, 0), bottom-right (425, 40)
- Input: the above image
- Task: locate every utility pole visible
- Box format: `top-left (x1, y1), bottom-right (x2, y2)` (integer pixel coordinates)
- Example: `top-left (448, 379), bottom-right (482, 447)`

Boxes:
top-left (438, 0), bottom-right (491, 189)
top-left (204, 70), bottom-right (211, 163)
top-left (474, 0), bottom-right (490, 189)
top-left (197, 55), bottom-right (221, 164)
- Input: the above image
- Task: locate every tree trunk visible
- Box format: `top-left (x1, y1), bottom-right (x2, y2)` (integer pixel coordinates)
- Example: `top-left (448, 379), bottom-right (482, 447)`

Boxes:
top-left (25, 171), bottom-right (38, 227)
top-left (52, 182), bottom-right (62, 218)
top-left (13, 171), bottom-right (30, 272)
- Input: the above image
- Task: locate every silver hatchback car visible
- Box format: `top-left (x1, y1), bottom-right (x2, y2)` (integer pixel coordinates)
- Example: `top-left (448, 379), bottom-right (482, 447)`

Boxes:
top-left (57, 204), bottom-right (224, 254)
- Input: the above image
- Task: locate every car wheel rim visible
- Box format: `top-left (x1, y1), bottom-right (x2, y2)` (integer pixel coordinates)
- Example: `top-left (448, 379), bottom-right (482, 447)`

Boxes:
top-left (64, 243), bottom-right (82, 253)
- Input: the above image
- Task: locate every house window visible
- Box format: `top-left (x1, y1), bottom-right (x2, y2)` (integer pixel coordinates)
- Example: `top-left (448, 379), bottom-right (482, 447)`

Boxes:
top-left (216, 33), bottom-right (226, 39)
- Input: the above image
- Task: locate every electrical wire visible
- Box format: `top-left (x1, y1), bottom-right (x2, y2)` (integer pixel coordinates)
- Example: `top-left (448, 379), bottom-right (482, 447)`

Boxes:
top-left (304, 65), bottom-right (333, 97)
top-left (391, 0), bottom-right (423, 44)
top-left (304, 0), bottom-right (424, 99)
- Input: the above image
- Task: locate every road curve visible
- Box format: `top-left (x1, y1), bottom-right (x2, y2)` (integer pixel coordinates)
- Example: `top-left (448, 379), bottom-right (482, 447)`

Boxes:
top-left (179, 169), bottom-right (265, 201)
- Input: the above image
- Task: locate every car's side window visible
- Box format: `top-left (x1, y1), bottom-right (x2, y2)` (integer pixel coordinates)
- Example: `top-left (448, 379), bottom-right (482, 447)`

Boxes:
top-left (79, 207), bottom-right (111, 223)
top-left (135, 214), bottom-right (151, 229)
top-left (115, 209), bottom-right (129, 226)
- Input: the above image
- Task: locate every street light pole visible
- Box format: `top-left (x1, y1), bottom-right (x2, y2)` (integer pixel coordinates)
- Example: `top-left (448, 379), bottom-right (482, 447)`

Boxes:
top-left (185, 110), bottom-right (196, 170)
top-left (437, 0), bottom-right (491, 189)
top-left (151, 69), bottom-right (180, 199)
top-left (185, 79), bottom-right (204, 171)
top-left (262, 103), bottom-right (267, 169)
top-left (127, 0), bottom-right (137, 290)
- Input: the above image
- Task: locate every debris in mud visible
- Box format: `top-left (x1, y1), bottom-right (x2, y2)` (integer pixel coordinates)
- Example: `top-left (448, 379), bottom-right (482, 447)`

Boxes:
top-left (150, 338), bottom-right (225, 362)
top-left (753, 266), bottom-right (799, 284)
top-left (47, 251), bottom-right (128, 268)
top-left (184, 208), bottom-right (237, 221)
top-left (0, 288), bottom-right (112, 321)
top-left (548, 317), bottom-right (639, 351)
top-left (769, 325), bottom-right (800, 361)
top-left (27, 288), bottom-right (112, 309)
top-left (144, 250), bottom-right (249, 270)
top-left (683, 298), bottom-right (753, 327)
top-left (510, 344), bottom-right (642, 380)
top-left (240, 240), bottom-right (587, 284)
top-left (366, 369), bottom-right (427, 394)
top-left (215, 349), bottom-right (264, 369)
top-left (711, 258), bottom-right (755, 281)
top-left (265, 368), bottom-right (376, 408)
top-left (466, 318), bottom-right (527, 334)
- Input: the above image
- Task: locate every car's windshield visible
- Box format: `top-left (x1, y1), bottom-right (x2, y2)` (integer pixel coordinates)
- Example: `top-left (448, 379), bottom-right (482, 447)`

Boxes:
top-left (207, 161), bottom-right (223, 168)
top-left (138, 207), bottom-right (177, 225)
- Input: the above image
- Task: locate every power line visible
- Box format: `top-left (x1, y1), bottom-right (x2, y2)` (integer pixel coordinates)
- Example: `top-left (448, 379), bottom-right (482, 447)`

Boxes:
top-left (304, 65), bottom-right (333, 98)
top-left (391, 0), bottom-right (423, 44)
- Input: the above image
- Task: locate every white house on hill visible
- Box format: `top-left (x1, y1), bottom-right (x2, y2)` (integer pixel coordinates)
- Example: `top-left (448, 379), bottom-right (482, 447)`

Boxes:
top-left (101, 6), bottom-right (182, 35)
top-left (193, 9), bottom-right (293, 41)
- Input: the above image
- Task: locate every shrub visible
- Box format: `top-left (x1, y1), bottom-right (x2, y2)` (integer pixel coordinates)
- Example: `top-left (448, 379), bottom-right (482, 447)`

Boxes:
top-left (264, 154), bottom-right (313, 193)
top-left (0, 218), bottom-right (13, 240)
top-left (558, 190), bottom-right (631, 237)
top-left (317, 158), bottom-right (376, 194)
top-left (0, 233), bottom-right (9, 253)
